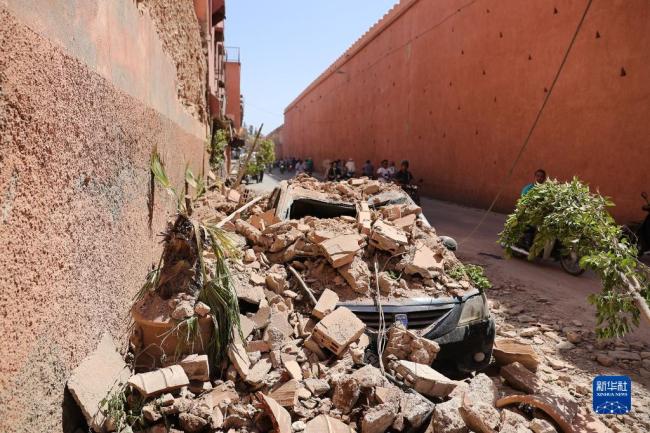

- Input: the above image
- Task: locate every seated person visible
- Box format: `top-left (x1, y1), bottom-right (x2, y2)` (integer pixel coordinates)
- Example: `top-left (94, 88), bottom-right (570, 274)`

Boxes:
top-left (377, 160), bottom-right (391, 182)
top-left (394, 160), bottom-right (414, 185)
top-left (325, 161), bottom-right (341, 181)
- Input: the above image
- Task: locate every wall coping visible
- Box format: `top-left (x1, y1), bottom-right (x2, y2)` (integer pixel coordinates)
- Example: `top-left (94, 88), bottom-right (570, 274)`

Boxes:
top-left (284, 0), bottom-right (421, 114)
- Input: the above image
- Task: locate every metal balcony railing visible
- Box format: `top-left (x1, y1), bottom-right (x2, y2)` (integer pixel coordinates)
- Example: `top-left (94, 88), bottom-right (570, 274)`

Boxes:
top-left (225, 46), bottom-right (241, 63)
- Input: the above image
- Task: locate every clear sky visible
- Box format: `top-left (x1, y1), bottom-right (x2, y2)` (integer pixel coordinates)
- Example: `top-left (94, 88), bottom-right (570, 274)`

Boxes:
top-left (227, 0), bottom-right (398, 133)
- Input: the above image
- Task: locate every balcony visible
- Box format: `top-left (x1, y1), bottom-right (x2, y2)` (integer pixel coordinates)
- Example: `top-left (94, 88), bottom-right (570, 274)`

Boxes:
top-left (225, 46), bottom-right (240, 63)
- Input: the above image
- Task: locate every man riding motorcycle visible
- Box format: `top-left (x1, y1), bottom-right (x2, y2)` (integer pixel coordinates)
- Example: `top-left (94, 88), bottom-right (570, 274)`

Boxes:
top-left (503, 169), bottom-right (583, 275)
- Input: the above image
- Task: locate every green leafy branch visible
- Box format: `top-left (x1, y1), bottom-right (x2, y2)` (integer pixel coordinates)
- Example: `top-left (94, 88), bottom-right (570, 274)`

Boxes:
top-left (208, 128), bottom-right (229, 170)
top-left (499, 178), bottom-right (650, 338)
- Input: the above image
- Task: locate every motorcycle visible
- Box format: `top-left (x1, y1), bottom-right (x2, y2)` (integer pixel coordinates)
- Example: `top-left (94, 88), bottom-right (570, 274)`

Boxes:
top-left (401, 184), bottom-right (421, 205)
top-left (502, 229), bottom-right (584, 276)
top-left (399, 178), bottom-right (423, 205)
top-left (623, 192), bottom-right (650, 256)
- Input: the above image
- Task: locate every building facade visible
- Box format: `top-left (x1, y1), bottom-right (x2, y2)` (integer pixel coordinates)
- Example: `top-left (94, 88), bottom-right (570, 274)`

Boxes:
top-left (283, 0), bottom-right (650, 222)
top-left (0, 1), bottom-right (241, 431)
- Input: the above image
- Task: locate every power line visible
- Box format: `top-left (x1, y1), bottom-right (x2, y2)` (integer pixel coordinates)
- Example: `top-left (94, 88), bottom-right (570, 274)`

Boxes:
top-left (245, 102), bottom-right (284, 118)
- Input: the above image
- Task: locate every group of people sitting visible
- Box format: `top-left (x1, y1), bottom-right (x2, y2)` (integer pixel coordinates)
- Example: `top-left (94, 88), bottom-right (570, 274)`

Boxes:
top-left (324, 158), bottom-right (414, 185)
top-left (274, 157), bottom-right (314, 175)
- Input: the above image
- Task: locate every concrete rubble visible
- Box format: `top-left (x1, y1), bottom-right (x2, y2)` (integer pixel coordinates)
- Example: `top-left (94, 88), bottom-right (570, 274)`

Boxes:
top-left (64, 176), bottom-right (619, 433)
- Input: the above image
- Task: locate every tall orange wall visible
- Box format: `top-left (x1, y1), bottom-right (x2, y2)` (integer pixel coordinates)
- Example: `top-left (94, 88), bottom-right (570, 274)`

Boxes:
top-left (283, 0), bottom-right (650, 222)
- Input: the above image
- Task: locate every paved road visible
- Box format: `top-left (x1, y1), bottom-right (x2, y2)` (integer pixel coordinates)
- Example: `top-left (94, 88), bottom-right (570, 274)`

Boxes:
top-left (421, 196), bottom-right (649, 345)
top-left (247, 171), bottom-right (649, 345)
top-left (242, 171), bottom-right (289, 194)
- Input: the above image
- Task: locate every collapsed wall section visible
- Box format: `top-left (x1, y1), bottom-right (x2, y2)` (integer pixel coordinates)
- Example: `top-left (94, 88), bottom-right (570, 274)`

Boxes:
top-left (0, 1), bottom-right (208, 431)
top-left (283, 0), bottom-right (650, 221)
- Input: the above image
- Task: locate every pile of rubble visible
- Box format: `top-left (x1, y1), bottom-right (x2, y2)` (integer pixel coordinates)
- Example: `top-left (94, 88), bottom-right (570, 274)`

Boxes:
top-left (66, 175), bottom-right (612, 433)
top-left (229, 174), bottom-right (467, 302)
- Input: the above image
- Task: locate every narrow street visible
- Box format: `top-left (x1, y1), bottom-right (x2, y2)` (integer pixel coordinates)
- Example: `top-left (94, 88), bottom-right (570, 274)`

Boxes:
top-left (3, 1), bottom-right (650, 432)
top-left (247, 170), bottom-right (650, 431)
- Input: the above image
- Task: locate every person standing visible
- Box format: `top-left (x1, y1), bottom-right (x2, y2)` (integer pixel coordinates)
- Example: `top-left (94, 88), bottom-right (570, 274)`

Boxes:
top-left (345, 158), bottom-right (356, 178)
top-left (388, 161), bottom-right (396, 180)
top-left (362, 160), bottom-right (374, 178)
top-left (295, 159), bottom-right (304, 174)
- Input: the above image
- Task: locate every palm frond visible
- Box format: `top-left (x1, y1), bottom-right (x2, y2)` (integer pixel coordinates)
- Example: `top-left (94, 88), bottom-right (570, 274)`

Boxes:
top-left (151, 152), bottom-right (172, 190)
top-left (185, 166), bottom-right (207, 202)
top-left (134, 264), bottom-right (161, 302)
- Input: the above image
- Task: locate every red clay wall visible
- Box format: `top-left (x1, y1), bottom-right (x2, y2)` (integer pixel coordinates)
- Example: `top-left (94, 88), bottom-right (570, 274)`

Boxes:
top-left (283, 0), bottom-right (650, 222)
top-left (0, 1), bottom-right (208, 431)
top-left (226, 61), bottom-right (243, 129)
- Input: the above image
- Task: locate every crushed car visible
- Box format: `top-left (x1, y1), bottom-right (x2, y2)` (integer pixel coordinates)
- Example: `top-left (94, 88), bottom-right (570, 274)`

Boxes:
top-left (260, 174), bottom-right (495, 373)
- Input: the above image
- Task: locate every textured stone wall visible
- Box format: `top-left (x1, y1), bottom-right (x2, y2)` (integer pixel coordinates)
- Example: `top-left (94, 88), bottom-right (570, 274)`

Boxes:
top-left (283, 0), bottom-right (650, 222)
top-left (140, 0), bottom-right (209, 122)
top-left (0, 1), bottom-right (208, 431)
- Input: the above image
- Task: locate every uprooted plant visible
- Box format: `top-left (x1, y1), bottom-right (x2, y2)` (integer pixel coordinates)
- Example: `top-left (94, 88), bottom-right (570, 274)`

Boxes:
top-left (499, 177), bottom-right (650, 338)
top-left (99, 383), bottom-right (145, 432)
top-left (136, 151), bottom-right (242, 366)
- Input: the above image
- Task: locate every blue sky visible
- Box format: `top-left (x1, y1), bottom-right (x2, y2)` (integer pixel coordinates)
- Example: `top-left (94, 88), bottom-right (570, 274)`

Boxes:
top-left (227, 0), bottom-right (398, 133)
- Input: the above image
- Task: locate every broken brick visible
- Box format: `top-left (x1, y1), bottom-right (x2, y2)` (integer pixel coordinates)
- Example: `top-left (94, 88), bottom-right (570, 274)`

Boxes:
top-left (128, 365), bottom-right (190, 398)
top-left (257, 393), bottom-right (292, 433)
top-left (459, 392), bottom-right (500, 433)
top-left (304, 378), bottom-right (330, 396)
top-left (269, 379), bottom-right (299, 407)
top-left (319, 234), bottom-right (363, 268)
top-left (338, 255), bottom-right (371, 294)
top-left (312, 288), bottom-right (339, 320)
top-left (370, 220), bottom-right (408, 254)
top-left (393, 213), bottom-right (417, 230)
top-left (227, 342), bottom-right (250, 379)
top-left (493, 338), bottom-right (541, 372)
top-left (283, 359), bottom-right (303, 380)
top-left (362, 403), bottom-right (397, 433)
top-left (332, 375), bottom-right (360, 414)
top-left (247, 340), bottom-right (271, 353)
top-left (305, 415), bottom-right (354, 433)
top-left (179, 354), bottom-right (210, 382)
top-left (67, 334), bottom-right (131, 431)
top-left (312, 307), bottom-right (366, 356)
top-left (500, 362), bottom-right (543, 394)
top-left (404, 241), bottom-right (444, 278)
top-left (393, 360), bottom-right (457, 398)
top-left (237, 281), bottom-right (265, 304)
top-left (245, 355), bottom-right (272, 386)
top-left (384, 323), bottom-right (440, 365)
top-left (428, 396), bottom-right (467, 433)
